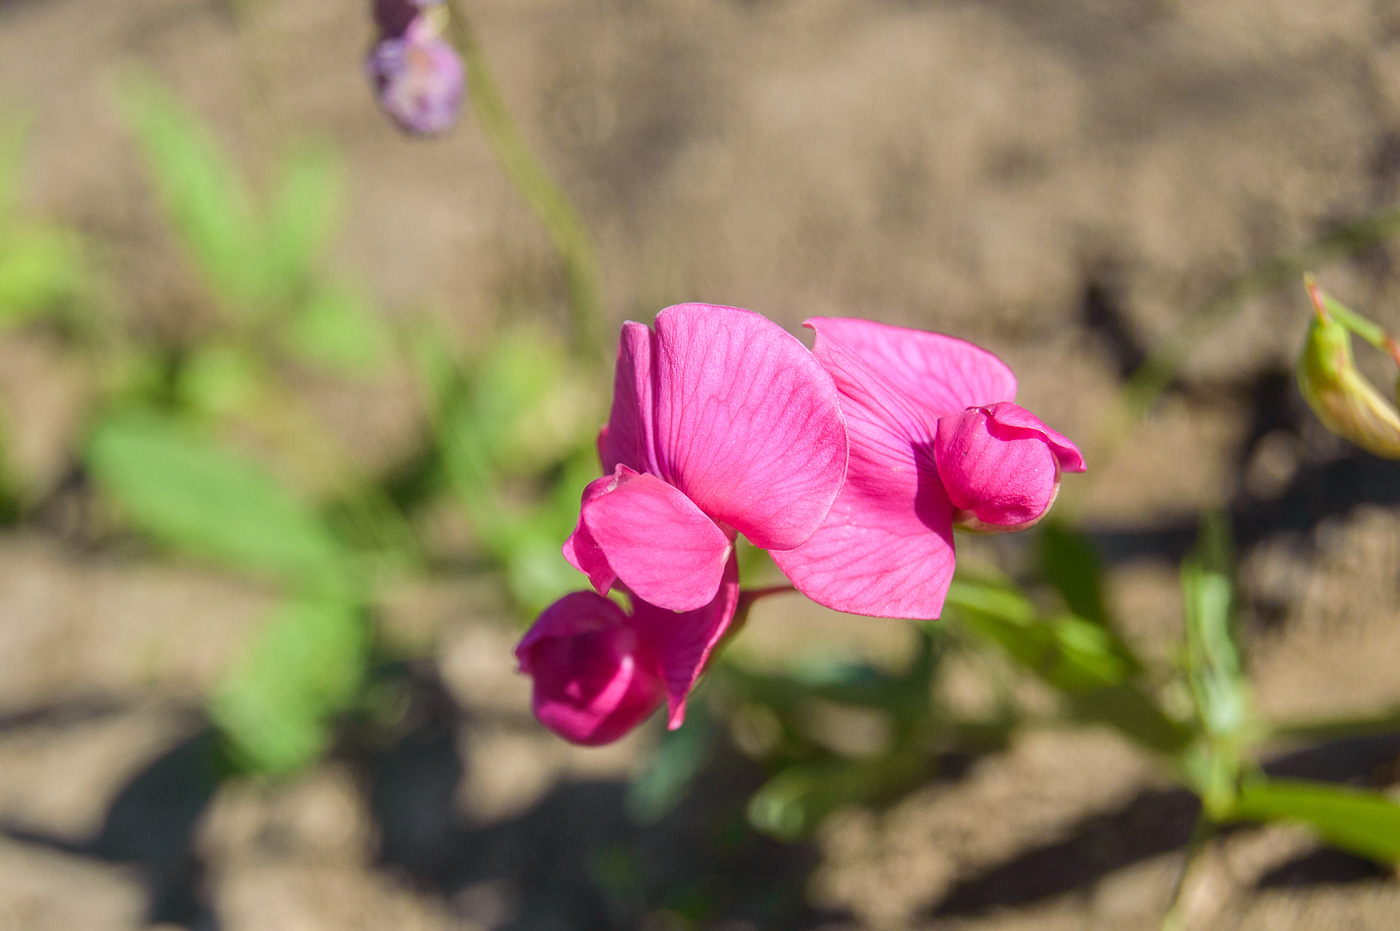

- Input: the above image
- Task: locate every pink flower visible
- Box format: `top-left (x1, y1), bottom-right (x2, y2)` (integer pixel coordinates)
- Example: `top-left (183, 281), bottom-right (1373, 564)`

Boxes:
top-left (516, 559), bottom-right (740, 743)
top-left (773, 318), bottom-right (1084, 620)
top-left (564, 303), bottom-right (848, 613)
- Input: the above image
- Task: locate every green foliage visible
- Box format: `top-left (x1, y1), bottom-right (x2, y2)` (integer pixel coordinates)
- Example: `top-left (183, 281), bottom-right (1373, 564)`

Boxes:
top-left (1230, 780), bottom-right (1400, 863)
top-left (282, 285), bottom-right (388, 374)
top-left (119, 73), bottom-right (258, 309)
top-left (210, 593), bottom-right (369, 775)
top-left (1037, 520), bottom-right (1108, 626)
top-left (86, 410), bottom-right (347, 588)
top-left (1179, 514), bottom-right (1252, 812)
top-left (415, 323), bottom-right (598, 613)
top-left (627, 701), bottom-right (716, 824)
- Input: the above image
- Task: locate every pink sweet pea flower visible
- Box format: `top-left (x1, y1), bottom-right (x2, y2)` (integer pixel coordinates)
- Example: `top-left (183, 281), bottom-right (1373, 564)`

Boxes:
top-left (564, 303), bottom-right (848, 614)
top-left (517, 557), bottom-right (740, 742)
top-left (773, 318), bottom-right (1084, 620)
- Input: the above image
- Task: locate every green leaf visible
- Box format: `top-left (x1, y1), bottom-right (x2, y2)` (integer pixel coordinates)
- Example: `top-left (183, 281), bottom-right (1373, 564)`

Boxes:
top-left (1231, 779), bottom-right (1400, 863)
top-left (118, 72), bottom-right (258, 310)
top-left (283, 285), bottom-right (388, 374)
top-left (946, 577), bottom-right (1187, 754)
top-left (0, 226), bottom-right (83, 326)
top-left (86, 410), bottom-right (347, 585)
top-left (1182, 513), bottom-right (1250, 740)
top-left (177, 344), bottom-right (263, 416)
top-left (263, 146), bottom-right (342, 299)
top-left (747, 751), bottom-right (923, 841)
top-left (1038, 520), bottom-right (1108, 626)
top-left (627, 702), bottom-right (714, 824)
top-left (210, 594), bottom-right (368, 775)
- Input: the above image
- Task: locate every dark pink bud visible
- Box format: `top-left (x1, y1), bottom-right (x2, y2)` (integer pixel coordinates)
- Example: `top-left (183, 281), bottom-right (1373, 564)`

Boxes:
top-left (366, 16), bottom-right (464, 136)
top-left (515, 592), bottom-right (665, 746)
top-left (933, 401), bottom-right (1085, 533)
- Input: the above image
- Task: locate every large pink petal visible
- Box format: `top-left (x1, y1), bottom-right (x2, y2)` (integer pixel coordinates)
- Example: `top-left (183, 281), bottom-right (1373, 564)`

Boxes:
top-left (633, 553), bottom-right (740, 728)
top-left (772, 436), bottom-right (957, 620)
top-left (806, 319), bottom-right (1018, 438)
top-left (649, 303), bottom-right (848, 551)
top-left (598, 322), bottom-right (658, 475)
top-left (516, 591), bottom-right (665, 746)
top-left (582, 466), bottom-right (733, 612)
top-left (562, 474), bottom-right (618, 596)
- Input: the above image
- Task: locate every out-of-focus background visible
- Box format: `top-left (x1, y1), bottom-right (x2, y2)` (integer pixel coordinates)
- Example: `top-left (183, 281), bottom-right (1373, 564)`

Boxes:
top-left (2, 0), bottom-right (1400, 929)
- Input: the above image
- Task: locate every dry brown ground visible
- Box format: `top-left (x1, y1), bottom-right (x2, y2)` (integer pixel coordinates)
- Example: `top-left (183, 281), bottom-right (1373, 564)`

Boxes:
top-left (1, 0), bottom-right (1400, 928)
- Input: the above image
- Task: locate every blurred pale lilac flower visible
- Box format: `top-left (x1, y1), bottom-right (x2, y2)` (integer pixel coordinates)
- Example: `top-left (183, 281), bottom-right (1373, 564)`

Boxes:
top-left (366, 9), bottom-right (463, 136)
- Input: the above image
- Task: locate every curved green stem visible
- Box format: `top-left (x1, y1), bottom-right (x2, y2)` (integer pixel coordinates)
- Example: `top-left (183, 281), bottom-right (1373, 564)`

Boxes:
top-left (443, 1), bottom-right (607, 360)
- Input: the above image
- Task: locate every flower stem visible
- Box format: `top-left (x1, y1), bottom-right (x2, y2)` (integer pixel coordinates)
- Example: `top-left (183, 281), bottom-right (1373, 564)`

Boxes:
top-left (442, 0), bottom-right (607, 360)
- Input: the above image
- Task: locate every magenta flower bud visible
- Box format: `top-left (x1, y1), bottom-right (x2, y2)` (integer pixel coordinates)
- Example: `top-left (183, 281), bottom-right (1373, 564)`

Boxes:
top-left (366, 16), bottom-right (464, 136)
top-left (515, 592), bottom-right (666, 746)
top-left (933, 401), bottom-right (1085, 533)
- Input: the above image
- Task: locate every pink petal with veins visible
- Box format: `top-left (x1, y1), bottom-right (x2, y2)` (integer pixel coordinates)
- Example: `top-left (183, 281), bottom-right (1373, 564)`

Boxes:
top-left (649, 304), bottom-right (848, 551)
top-left (581, 466), bottom-right (733, 612)
top-left (599, 322), bottom-right (659, 475)
top-left (633, 553), bottom-right (741, 728)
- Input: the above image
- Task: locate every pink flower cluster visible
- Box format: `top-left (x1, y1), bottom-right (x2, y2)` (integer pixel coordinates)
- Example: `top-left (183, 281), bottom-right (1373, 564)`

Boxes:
top-left (516, 304), bottom-right (1084, 745)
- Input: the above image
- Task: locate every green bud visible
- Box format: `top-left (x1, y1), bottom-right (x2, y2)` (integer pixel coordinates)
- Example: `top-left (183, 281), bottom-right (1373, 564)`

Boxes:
top-left (1296, 277), bottom-right (1400, 459)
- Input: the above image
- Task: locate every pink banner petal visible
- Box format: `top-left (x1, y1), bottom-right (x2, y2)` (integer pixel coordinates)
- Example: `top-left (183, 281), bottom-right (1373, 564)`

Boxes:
top-left (599, 322), bottom-right (659, 475)
top-left (582, 466), bottom-right (733, 612)
top-left (807, 318), bottom-right (1018, 432)
top-left (650, 303), bottom-right (848, 551)
top-left (633, 553), bottom-right (741, 728)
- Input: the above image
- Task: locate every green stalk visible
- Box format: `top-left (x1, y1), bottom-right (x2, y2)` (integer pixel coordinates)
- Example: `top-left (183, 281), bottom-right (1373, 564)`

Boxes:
top-left (443, 1), bottom-right (607, 360)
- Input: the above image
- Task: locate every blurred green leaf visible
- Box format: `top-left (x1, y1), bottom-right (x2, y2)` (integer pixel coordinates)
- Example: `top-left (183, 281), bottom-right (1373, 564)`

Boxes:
top-left (1230, 780), bottom-right (1400, 863)
top-left (177, 344), bottom-right (263, 416)
top-left (0, 226), bottom-right (83, 326)
top-left (1182, 513), bottom-right (1249, 741)
top-left (119, 72), bottom-right (258, 309)
top-left (284, 285), bottom-right (388, 374)
top-left (946, 577), bottom-right (1188, 754)
top-left (627, 702), bottom-right (715, 824)
top-left (210, 593), bottom-right (368, 775)
top-left (87, 410), bottom-right (347, 586)
top-left (1038, 520), bottom-right (1108, 626)
top-left (263, 146), bottom-right (342, 300)
top-left (747, 751), bottom-right (922, 841)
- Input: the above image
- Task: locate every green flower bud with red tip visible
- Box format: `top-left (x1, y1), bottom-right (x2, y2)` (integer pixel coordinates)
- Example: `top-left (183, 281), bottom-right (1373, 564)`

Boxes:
top-left (1297, 276), bottom-right (1400, 459)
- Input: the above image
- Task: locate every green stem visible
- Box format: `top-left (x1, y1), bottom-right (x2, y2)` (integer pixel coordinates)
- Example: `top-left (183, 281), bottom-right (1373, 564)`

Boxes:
top-left (1161, 812), bottom-right (1213, 931)
top-left (443, 1), bottom-right (607, 360)
top-left (1265, 706), bottom-right (1400, 744)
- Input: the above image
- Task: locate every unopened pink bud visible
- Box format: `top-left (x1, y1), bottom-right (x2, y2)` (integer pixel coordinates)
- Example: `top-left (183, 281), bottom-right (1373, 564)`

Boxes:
top-left (934, 401), bottom-right (1085, 533)
top-left (515, 592), bottom-right (665, 746)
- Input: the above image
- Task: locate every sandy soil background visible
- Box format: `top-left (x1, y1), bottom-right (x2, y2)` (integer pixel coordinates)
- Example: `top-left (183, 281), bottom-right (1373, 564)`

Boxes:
top-left (1, 0), bottom-right (1400, 928)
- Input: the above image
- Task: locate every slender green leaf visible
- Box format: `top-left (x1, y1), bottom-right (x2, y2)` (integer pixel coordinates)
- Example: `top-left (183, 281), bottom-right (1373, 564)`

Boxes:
top-left (86, 410), bottom-right (346, 585)
top-left (1038, 521), bottom-right (1108, 626)
top-left (627, 702), bottom-right (714, 824)
top-left (1231, 779), bottom-right (1400, 862)
top-left (119, 73), bottom-right (258, 309)
top-left (1182, 513), bottom-right (1249, 740)
top-left (283, 285), bottom-right (388, 374)
top-left (0, 226), bottom-right (82, 325)
top-left (263, 146), bottom-right (342, 299)
top-left (210, 593), bottom-right (368, 775)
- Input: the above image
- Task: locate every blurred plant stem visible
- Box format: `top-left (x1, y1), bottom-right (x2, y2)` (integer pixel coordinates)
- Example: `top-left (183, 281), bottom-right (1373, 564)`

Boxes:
top-left (442, 0), bottom-right (607, 360)
top-left (1161, 813), bottom-right (1213, 931)
top-left (1062, 203), bottom-right (1400, 517)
